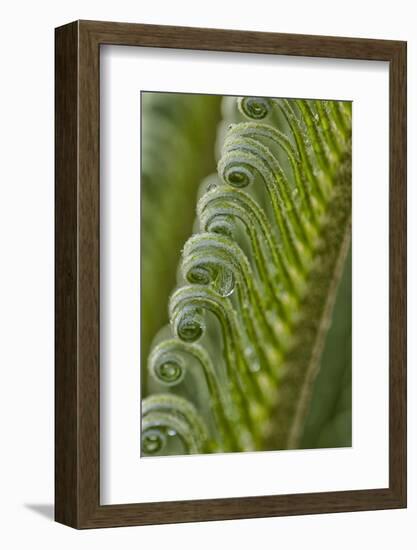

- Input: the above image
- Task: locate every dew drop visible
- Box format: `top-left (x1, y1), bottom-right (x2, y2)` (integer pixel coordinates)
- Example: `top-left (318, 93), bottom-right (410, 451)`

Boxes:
top-left (142, 430), bottom-right (165, 454)
top-left (244, 346), bottom-right (256, 359)
top-left (215, 269), bottom-right (235, 297)
top-left (249, 361), bottom-right (261, 373)
top-left (229, 171), bottom-right (246, 185)
top-left (222, 286), bottom-right (234, 297)
top-left (158, 361), bottom-right (183, 384)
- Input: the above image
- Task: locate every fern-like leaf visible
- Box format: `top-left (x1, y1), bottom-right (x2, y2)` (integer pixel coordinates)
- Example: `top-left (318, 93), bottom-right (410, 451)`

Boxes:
top-left (141, 95), bottom-right (351, 455)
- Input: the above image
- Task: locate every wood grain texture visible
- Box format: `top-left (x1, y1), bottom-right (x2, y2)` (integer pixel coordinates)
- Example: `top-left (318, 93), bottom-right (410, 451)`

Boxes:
top-left (55, 21), bottom-right (79, 527)
top-left (388, 41), bottom-right (407, 506)
top-left (55, 20), bottom-right (407, 529)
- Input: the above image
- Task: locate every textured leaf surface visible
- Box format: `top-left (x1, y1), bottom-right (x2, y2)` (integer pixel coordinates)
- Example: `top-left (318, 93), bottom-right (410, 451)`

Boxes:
top-left (300, 248), bottom-right (352, 448)
top-left (141, 95), bottom-right (352, 456)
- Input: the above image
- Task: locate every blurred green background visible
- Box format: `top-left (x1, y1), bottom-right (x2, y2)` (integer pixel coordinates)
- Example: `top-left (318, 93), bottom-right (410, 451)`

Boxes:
top-left (141, 92), bottom-right (221, 393)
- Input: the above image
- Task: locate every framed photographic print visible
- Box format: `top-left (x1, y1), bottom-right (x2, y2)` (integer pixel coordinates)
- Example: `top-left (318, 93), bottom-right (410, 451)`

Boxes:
top-left (55, 20), bottom-right (407, 528)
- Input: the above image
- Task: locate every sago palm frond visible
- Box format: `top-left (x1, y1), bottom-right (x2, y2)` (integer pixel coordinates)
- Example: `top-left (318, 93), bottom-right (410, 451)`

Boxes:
top-left (141, 95), bottom-right (352, 455)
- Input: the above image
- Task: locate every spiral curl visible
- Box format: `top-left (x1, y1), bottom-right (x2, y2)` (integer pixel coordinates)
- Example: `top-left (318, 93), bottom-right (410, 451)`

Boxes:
top-left (226, 122), bottom-right (316, 222)
top-left (168, 283), bottom-right (262, 446)
top-left (148, 340), bottom-right (238, 450)
top-left (237, 96), bottom-right (272, 120)
top-left (169, 284), bottom-right (265, 406)
top-left (181, 232), bottom-right (253, 297)
top-left (149, 343), bottom-right (186, 386)
top-left (197, 185), bottom-right (296, 295)
top-left (221, 134), bottom-right (307, 234)
top-left (169, 284), bottom-right (238, 346)
top-left (142, 394), bottom-right (208, 455)
top-left (238, 96), bottom-right (350, 165)
top-left (237, 97), bottom-right (352, 203)
top-left (219, 136), bottom-right (308, 270)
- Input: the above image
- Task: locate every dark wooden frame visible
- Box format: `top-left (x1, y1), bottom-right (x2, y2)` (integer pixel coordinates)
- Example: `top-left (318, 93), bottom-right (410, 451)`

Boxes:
top-left (55, 20), bottom-right (407, 529)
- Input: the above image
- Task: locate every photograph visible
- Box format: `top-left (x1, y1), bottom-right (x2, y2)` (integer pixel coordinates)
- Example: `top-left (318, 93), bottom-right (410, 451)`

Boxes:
top-left (141, 92), bottom-right (352, 457)
top-left (0, 0), bottom-right (411, 542)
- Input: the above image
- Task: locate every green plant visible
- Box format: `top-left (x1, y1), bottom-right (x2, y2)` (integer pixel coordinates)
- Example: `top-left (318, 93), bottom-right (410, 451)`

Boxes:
top-left (141, 95), bottom-right (352, 455)
top-left (141, 92), bottom-right (221, 389)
